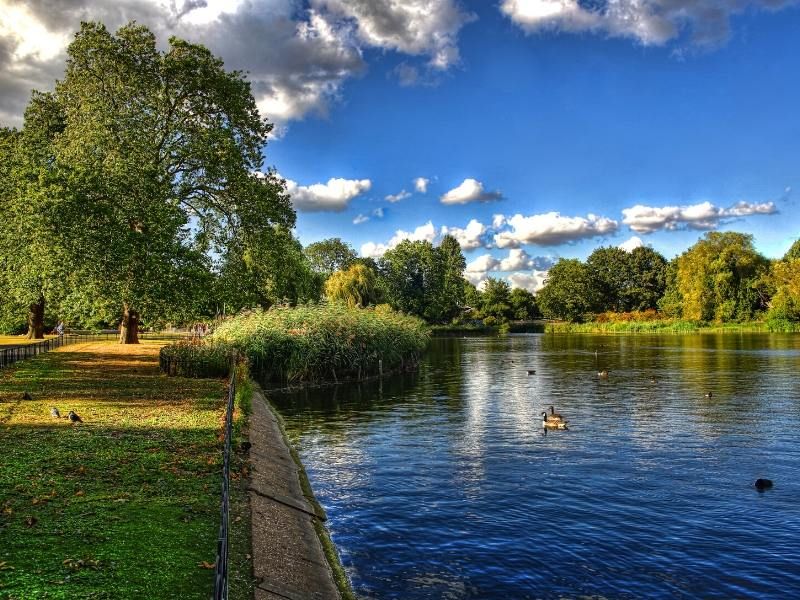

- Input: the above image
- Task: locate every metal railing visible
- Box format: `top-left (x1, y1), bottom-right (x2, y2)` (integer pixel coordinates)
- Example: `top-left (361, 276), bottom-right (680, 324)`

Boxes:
top-left (214, 355), bottom-right (238, 600)
top-left (0, 332), bottom-right (117, 369)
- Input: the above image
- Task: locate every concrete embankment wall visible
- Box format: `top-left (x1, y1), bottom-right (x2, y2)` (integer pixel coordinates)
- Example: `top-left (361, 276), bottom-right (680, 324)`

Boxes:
top-left (248, 387), bottom-right (342, 600)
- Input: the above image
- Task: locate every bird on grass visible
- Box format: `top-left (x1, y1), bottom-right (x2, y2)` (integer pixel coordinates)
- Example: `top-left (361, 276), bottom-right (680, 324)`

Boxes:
top-left (68, 410), bottom-right (83, 424)
top-left (50, 407), bottom-right (60, 419)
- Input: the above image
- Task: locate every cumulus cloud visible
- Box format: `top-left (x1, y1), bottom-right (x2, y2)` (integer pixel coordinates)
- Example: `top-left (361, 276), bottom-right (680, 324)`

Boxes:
top-left (622, 200), bottom-right (777, 233)
top-left (440, 178), bottom-right (503, 205)
top-left (360, 220), bottom-right (437, 257)
top-left (353, 207), bottom-right (385, 224)
top-left (385, 189), bottom-right (412, 202)
top-left (414, 177), bottom-right (430, 193)
top-left (494, 212), bottom-right (618, 248)
top-left (441, 219), bottom-right (490, 250)
top-left (284, 176), bottom-right (371, 212)
top-left (353, 214), bottom-right (370, 225)
top-left (499, 0), bottom-right (798, 48)
top-left (618, 236), bottom-right (645, 252)
top-left (464, 249), bottom-right (554, 288)
top-left (508, 271), bottom-right (548, 293)
top-left (0, 0), bottom-right (474, 127)
top-left (313, 0), bottom-right (475, 69)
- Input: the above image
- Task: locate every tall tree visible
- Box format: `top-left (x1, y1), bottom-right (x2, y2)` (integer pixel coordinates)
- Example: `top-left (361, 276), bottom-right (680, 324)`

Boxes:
top-left (586, 246), bottom-right (629, 312)
top-left (481, 278), bottom-right (512, 320)
top-left (32, 22), bottom-right (294, 342)
top-left (674, 232), bottom-right (769, 321)
top-left (625, 246), bottom-right (668, 311)
top-left (0, 95), bottom-right (70, 338)
top-left (325, 264), bottom-right (378, 308)
top-left (305, 238), bottom-right (358, 276)
top-left (509, 287), bottom-right (540, 320)
top-left (537, 259), bottom-right (597, 322)
top-left (379, 240), bottom-right (446, 321)
top-left (437, 235), bottom-right (467, 321)
top-left (784, 239), bottom-right (800, 261)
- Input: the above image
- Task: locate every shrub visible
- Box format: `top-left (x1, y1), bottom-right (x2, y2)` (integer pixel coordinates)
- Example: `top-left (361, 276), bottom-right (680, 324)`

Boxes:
top-left (210, 303), bottom-right (430, 384)
top-left (159, 338), bottom-right (233, 378)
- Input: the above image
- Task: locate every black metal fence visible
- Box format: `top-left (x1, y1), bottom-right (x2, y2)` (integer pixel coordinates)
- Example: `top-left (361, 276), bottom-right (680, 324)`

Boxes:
top-left (214, 356), bottom-right (238, 600)
top-left (0, 332), bottom-right (117, 369)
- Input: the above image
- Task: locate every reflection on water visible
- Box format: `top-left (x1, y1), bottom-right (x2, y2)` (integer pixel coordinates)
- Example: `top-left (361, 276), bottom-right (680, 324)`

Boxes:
top-left (269, 333), bottom-right (800, 599)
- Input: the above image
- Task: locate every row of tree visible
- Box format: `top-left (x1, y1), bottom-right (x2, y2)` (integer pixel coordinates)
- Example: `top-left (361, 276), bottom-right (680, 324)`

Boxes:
top-left (537, 232), bottom-right (800, 323)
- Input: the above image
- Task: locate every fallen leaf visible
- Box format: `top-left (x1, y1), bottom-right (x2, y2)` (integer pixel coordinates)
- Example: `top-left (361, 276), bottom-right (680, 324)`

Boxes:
top-left (198, 561), bottom-right (216, 569)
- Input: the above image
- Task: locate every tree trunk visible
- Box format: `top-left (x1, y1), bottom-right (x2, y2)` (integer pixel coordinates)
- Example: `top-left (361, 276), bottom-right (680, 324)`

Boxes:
top-left (26, 295), bottom-right (45, 339)
top-left (119, 304), bottom-right (140, 344)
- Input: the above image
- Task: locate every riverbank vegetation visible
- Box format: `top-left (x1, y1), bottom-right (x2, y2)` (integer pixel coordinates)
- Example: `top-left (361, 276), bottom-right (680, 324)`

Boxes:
top-left (209, 304), bottom-right (430, 385)
top-left (538, 233), bottom-right (800, 328)
top-left (0, 340), bottom-right (250, 598)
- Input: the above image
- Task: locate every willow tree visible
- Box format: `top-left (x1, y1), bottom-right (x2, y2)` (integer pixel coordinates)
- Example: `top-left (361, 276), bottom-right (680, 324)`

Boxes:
top-left (325, 264), bottom-right (378, 308)
top-left (39, 22), bottom-right (292, 342)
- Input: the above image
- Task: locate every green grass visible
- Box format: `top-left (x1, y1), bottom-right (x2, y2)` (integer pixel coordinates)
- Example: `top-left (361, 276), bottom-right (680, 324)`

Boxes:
top-left (209, 303), bottom-right (431, 385)
top-left (0, 340), bottom-right (233, 599)
top-left (544, 319), bottom-right (798, 334)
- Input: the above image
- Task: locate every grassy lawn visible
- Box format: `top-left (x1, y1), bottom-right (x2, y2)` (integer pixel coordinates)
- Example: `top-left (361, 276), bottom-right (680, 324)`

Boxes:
top-left (0, 340), bottom-right (232, 599)
top-left (0, 336), bottom-right (60, 350)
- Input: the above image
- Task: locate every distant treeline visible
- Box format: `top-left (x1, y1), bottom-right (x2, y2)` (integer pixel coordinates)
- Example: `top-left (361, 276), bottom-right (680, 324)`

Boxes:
top-left (537, 232), bottom-right (800, 326)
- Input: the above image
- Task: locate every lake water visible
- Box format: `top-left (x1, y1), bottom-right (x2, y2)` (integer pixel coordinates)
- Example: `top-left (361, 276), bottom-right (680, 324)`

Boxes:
top-left (269, 333), bottom-right (800, 599)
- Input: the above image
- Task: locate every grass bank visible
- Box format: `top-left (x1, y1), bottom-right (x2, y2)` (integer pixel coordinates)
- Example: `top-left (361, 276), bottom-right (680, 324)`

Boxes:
top-left (209, 303), bottom-right (430, 385)
top-left (0, 340), bottom-right (242, 599)
top-left (545, 319), bottom-right (800, 334)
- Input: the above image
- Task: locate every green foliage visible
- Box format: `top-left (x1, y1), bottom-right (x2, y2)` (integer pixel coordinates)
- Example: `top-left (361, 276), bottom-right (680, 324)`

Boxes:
top-left (673, 232), bottom-right (769, 322)
top-left (537, 259), bottom-right (596, 322)
top-left (586, 245), bottom-right (667, 312)
top-left (379, 237), bottom-right (467, 323)
top-left (767, 258), bottom-right (800, 322)
top-left (4, 21), bottom-right (296, 339)
top-left (305, 238), bottom-right (358, 276)
top-left (159, 338), bottom-right (233, 377)
top-left (509, 287), bottom-right (540, 320)
top-left (325, 263), bottom-right (378, 307)
top-left (784, 239), bottom-right (800, 261)
top-left (481, 278), bottom-right (512, 320)
top-left (211, 304), bottom-right (431, 383)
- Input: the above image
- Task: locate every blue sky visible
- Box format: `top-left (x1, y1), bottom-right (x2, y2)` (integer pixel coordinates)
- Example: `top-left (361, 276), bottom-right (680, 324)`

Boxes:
top-left (2, 0), bottom-right (799, 290)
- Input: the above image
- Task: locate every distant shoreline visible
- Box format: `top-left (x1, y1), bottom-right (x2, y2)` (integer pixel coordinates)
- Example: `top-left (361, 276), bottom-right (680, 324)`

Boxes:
top-left (433, 319), bottom-right (800, 335)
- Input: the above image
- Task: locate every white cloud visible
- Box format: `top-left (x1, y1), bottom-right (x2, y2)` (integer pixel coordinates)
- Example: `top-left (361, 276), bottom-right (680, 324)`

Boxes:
top-left (508, 271), bottom-right (548, 293)
top-left (494, 212), bottom-right (618, 248)
top-left (466, 254), bottom-right (501, 274)
top-left (284, 176), bottom-right (371, 212)
top-left (352, 206), bottom-right (384, 225)
top-left (441, 178), bottom-right (503, 205)
top-left (499, 0), bottom-right (797, 48)
top-left (386, 189), bottom-right (412, 202)
top-left (0, 0), bottom-right (474, 127)
top-left (360, 220), bottom-right (437, 258)
top-left (622, 200), bottom-right (777, 233)
top-left (313, 0), bottom-right (475, 69)
top-left (414, 177), bottom-right (430, 193)
top-left (441, 219), bottom-right (489, 250)
top-left (618, 236), bottom-right (645, 252)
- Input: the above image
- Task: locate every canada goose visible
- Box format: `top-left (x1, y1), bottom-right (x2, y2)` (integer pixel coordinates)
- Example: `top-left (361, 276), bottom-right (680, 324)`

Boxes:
top-left (549, 405), bottom-right (564, 420)
top-left (704, 391), bottom-right (713, 398)
top-left (542, 412), bottom-right (568, 429)
top-left (527, 369), bottom-right (536, 375)
top-left (598, 370), bottom-right (609, 378)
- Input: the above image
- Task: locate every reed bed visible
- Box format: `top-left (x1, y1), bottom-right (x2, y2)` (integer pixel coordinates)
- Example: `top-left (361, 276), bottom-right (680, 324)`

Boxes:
top-left (210, 304), bottom-right (430, 384)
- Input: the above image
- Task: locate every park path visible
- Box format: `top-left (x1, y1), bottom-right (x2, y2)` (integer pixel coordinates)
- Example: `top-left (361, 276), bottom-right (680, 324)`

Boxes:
top-left (248, 388), bottom-right (340, 600)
